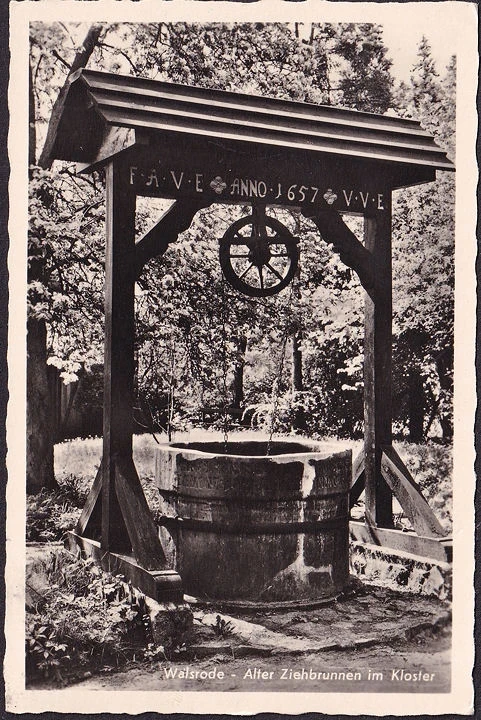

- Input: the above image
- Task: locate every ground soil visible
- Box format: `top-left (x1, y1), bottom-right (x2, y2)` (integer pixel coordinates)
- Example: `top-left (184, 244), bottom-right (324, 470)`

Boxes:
top-left (54, 631), bottom-right (451, 693)
top-left (29, 583), bottom-right (451, 694)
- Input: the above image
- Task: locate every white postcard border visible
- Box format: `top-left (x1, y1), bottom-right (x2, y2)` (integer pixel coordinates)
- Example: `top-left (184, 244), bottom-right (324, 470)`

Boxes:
top-left (6, 1), bottom-right (477, 714)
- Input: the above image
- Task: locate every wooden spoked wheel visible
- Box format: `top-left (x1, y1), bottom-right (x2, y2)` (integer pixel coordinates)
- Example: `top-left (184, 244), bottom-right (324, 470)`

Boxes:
top-left (219, 211), bottom-right (299, 297)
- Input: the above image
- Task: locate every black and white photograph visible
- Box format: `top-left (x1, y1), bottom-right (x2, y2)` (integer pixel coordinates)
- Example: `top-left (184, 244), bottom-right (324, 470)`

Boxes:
top-left (5, 1), bottom-right (477, 714)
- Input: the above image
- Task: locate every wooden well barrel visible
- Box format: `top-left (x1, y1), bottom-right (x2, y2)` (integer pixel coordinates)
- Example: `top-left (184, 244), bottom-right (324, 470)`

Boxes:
top-left (155, 440), bottom-right (351, 603)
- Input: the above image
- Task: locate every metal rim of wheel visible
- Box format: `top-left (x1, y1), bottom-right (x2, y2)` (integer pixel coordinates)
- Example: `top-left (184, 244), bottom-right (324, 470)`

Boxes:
top-left (219, 213), bottom-right (299, 298)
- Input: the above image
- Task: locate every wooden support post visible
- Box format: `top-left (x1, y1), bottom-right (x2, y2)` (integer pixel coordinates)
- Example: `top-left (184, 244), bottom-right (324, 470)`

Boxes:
top-left (102, 160), bottom-right (137, 553)
top-left (101, 158), bottom-right (175, 582)
top-left (363, 205), bottom-right (394, 528)
top-left (67, 158), bottom-right (183, 599)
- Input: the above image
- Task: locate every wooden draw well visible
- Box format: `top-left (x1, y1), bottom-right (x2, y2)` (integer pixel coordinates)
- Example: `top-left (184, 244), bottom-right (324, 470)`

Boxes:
top-left (50, 69), bottom-right (454, 602)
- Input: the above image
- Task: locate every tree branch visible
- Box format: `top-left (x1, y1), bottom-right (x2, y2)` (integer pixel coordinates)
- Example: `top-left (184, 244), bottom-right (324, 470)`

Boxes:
top-left (98, 42), bottom-right (139, 74)
top-left (52, 49), bottom-right (71, 71)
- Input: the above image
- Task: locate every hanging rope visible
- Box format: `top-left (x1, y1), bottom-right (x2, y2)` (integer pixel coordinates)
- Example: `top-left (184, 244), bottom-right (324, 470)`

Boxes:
top-left (266, 280), bottom-right (295, 456)
top-left (220, 272), bottom-right (230, 452)
top-left (166, 340), bottom-right (176, 443)
top-left (184, 325), bottom-right (206, 423)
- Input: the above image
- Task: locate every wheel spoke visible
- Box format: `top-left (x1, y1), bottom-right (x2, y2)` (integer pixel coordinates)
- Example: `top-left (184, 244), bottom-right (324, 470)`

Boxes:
top-left (266, 262), bottom-right (285, 282)
top-left (258, 266), bottom-right (264, 290)
top-left (238, 263), bottom-right (254, 280)
top-left (220, 214), bottom-right (298, 297)
top-left (231, 235), bottom-right (251, 245)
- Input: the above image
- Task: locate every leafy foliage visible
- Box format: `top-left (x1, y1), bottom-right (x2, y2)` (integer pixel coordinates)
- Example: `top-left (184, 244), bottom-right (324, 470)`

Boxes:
top-left (28, 166), bottom-right (105, 380)
top-left (26, 551), bottom-right (153, 684)
top-left (334, 23), bottom-right (393, 111)
top-left (391, 40), bottom-right (455, 440)
top-left (26, 475), bottom-right (87, 542)
top-left (28, 23), bottom-right (454, 448)
top-left (213, 615), bottom-right (235, 638)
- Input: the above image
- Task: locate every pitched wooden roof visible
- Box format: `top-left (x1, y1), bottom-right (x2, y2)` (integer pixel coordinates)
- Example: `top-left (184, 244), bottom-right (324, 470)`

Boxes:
top-left (51, 68), bottom-right (454, 173)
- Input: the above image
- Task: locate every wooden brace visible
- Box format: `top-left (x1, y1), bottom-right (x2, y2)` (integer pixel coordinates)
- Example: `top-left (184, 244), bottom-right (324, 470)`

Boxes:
top-left (135, 199), bottom-right (211, 277)
top-left (303, 208), bottom-right (375, 292)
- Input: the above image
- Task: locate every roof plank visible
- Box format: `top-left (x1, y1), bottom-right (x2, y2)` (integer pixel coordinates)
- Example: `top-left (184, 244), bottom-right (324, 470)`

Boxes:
top-left (51, 68), bottom-right (454, 177)
top-left (84, 72), bottom-right (430, 137)
top-left (93, 92), bottom-right (439, 151)
top-left (100, 107), bottom-right (453, 169)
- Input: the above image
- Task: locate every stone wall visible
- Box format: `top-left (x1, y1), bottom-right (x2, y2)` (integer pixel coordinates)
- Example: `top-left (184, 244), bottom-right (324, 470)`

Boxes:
top-left (350, 541), bottom-right (452, 600)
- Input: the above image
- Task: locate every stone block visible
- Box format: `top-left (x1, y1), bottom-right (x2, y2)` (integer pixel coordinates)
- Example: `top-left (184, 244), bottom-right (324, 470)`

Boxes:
top-left (350, 541), bottom-right (452, 600)
top-left (146, 598), bottom-right (194, 648)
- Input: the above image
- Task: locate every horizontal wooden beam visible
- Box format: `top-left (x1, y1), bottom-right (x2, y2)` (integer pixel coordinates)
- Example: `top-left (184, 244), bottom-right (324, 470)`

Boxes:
top-left (77, 127), bottom-right (137, 174)
top-left (380, 446), bottom-right (446, 538)
top-left (349, 521), bottom-right (452, 563)
top-left (65, 532), bottom-right (183, 602)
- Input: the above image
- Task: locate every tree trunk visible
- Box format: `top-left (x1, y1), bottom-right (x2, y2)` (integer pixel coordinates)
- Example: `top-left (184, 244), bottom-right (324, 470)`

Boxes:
top-left (436, 348), bottom-right (453, 442)
top-left (231, 334), bottom-right (247, 409)
top-left (27, 60), bottom-right (56, 493)
top-left (26, 317), bottom-right (56, 493)
top-left (27, 27), bottom-right (102, 493)
top-left (408, 368), bottom-right (424, 442)
top-left (291, 331), bottom-right (307, 431)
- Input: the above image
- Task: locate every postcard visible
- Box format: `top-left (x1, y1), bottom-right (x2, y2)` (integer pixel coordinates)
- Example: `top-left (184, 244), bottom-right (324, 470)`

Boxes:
top-left (5, 0), bottom-right (477, 715)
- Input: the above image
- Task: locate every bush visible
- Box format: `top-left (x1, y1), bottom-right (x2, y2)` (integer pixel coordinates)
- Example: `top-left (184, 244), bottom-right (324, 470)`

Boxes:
top-left (26, 475), bottom-right (88, 542)
top-left (26, 551), bottom-right (152, 684)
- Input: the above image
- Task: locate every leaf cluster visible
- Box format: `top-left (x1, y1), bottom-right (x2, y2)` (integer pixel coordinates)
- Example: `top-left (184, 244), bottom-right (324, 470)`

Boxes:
top-left (26, 474), bottom-right (88, 542)
top-left (26, 551), bottom-right (154, 685)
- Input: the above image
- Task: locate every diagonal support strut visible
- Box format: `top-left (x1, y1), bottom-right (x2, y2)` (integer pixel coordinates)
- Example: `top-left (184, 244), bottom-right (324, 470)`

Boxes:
top-left (135, 199), bottom-right (211, 277)
top-left (302, 208), bottom-right (375, 292)
top-left (380, 445), bottom-right (446, 538)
